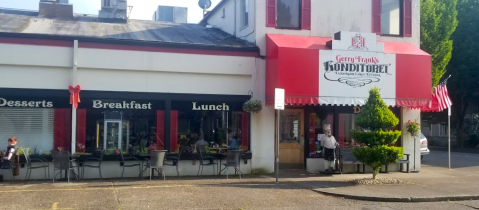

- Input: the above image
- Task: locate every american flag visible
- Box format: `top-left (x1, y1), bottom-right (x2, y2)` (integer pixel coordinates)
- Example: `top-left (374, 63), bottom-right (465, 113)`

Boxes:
top-left (433, 83), bottom-right (453, 112)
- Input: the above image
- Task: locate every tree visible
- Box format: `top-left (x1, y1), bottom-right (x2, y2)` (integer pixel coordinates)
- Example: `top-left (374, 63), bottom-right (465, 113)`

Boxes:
top-left (447, 0), bottom-right (479, 147)
top-left (352, 88), bottom-right (403, 179)
top-left (420, 0), bottom-right (458, 89)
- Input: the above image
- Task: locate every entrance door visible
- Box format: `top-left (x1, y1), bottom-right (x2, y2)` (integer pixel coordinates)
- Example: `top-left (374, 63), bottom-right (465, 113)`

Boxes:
top-left (278, 109), bottom-right (304, 169)
top-left (104, 120), bottom-right (122, 151)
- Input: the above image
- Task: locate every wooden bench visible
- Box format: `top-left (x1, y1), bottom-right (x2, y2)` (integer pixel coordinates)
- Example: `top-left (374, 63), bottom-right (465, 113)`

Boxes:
top-left (382, 154), bottom-right (410, 173)
top-left (339, 148), bottom-right (364, 174)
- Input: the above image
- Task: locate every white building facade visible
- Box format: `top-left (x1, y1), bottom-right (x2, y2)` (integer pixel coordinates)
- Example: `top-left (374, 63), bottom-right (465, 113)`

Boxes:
top-left (202, 0), bottom-right (431, 173)
top-left (0, 4), bottom-right (259, 179)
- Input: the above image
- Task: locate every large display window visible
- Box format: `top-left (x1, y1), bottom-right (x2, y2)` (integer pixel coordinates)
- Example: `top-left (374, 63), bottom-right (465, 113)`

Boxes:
top-left (172, 101), bottom-right (249, 152)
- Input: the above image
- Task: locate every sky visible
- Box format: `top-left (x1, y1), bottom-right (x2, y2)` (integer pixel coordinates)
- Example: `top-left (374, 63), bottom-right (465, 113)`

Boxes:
top-left (0, 0), bottom-right (221, 23)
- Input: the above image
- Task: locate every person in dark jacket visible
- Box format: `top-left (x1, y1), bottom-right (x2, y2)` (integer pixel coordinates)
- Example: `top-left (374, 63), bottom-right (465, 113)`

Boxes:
top-left (1, 137), bottom-right (18, 170)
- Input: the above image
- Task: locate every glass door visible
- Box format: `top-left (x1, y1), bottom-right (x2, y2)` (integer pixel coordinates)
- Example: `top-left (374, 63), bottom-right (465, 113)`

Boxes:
top-left (104, 120), bottom-right (122, 151)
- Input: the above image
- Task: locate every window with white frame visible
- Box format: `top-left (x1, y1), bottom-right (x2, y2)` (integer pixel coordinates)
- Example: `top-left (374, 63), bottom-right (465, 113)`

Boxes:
top-left (240, 0), bottom-right (249, 28)
top-left (381, 0), bottom-right (402, 35)
top-left (0, 108), bottom-right (54, 154)
top-left (276, 0), bottom-right (301, 29)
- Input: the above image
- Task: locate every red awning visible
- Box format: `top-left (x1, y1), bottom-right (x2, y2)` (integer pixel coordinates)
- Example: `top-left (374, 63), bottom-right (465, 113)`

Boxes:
top-left (265, 33), bottom-right (432, 107)
top-left (416, 93), bottom-right (439, 112)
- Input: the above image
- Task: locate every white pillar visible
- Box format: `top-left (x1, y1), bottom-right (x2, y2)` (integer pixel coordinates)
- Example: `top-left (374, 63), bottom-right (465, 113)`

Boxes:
top-left (400, 107), bottom-right (421, 172)
top-left (71, 40), bottom-right (79, 154)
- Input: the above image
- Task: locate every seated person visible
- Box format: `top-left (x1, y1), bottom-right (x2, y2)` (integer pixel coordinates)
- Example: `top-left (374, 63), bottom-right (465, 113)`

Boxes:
top-left (228, 135), bottom-right (239, 150)
top-left (195, 135), bottom-right (209, 148)
top-left (1, 137), bottom-right (18, 169)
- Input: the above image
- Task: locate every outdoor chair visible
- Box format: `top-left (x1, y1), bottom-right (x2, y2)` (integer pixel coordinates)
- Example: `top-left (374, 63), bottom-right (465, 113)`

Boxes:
top-left (143, 150), bottom-right (167, 180)
top-left (23, 148), bottom-right (49, 180)
top-left (82, 150), bottom-right (104, 180)
top-left (120, 152), bottom-right (141, 178)
top-left (0, 159), bottom-right (15, 182)
top-left (197, 147), bottom-right (217, 176)
top-left (221, 150), bottom-right (243, 180)
top-left (164, 148), bottom-right (184, 177)
top-left (52, 151), bottom-right (78, 183)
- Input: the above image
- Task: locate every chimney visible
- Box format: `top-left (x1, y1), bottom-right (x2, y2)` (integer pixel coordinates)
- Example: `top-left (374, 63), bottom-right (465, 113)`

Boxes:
top-left (38, 0), bottom-right (74, 19)
top-left (153, 6), bottom-right (187, 23)
top-left (99, 0), bottom-right (128, 22)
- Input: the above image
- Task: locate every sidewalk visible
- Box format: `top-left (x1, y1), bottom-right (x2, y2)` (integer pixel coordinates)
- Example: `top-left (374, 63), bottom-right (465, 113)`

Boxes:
top-left (304, 164), bottom-right (479, 202)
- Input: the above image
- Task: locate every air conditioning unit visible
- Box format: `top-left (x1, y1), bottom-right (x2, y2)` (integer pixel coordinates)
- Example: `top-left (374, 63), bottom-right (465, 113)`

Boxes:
top-left (40, 0), bottom-right (69, 3)
top-left (102, 0), bottom-right (127, 10)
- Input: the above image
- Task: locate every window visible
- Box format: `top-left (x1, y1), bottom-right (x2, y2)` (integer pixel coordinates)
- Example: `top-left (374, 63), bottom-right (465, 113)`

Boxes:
top-left (339, 114), bottom-right (363, 148)
top-left (381, 0), bottom-right (402, 35)
top-left (240, 0), bottom-right (249, 28)
top-left (280, 110), bottom-right (302, 143)
top-left (0, 108), bottom-right (54, 154)
top-left (103, 0), bottom-right (111, 7)
top-left (276, 0), bottom-right (301, 29)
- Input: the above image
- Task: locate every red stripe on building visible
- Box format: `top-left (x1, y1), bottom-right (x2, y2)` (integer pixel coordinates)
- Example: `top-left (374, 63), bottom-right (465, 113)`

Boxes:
top-left (170, 110), bottom-right (179, 152)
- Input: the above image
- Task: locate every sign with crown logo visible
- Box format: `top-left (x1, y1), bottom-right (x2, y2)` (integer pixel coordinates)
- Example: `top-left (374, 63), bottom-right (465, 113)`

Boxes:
top-left (319, 31), bottom-right (396, 106)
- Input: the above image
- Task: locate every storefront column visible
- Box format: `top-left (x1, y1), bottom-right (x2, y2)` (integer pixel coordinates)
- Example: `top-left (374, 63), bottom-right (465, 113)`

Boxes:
top-left (400, 107), bottom-right (421, 172)
top-left (71, 40), bottom-right (79, 154)
top-left (303, 106), bottom-right (310, 167)
top-left (164, 99), bottom-right (171, 152)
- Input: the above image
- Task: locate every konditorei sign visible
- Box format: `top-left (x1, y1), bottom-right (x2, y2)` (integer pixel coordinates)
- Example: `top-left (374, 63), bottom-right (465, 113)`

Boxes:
top-left (319, 31), bottom-right (396, 106)
top-left (92, 100), bottom-right (152, 109)
top-left (0, 98), bottom-right (53, 108)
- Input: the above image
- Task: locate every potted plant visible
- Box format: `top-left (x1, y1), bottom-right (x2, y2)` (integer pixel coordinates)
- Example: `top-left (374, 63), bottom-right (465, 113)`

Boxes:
top-left (243, 99), bottom-right (262, 113)
top-left (406, 119), bottom-right (421, 171)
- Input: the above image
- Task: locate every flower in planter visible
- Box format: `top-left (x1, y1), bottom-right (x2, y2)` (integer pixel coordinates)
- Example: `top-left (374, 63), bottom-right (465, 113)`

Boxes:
top-left (243, 100), bottom-right (262, 113)
top-left (406, 120), bottom-right (421, 137)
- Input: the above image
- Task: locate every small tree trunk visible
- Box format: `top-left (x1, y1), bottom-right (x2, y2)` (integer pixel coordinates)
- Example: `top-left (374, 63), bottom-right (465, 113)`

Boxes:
top-left (372, 170), bottom-right (377, 179)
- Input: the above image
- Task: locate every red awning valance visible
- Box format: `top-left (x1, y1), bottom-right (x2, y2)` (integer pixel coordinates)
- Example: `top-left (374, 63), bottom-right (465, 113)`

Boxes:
top-left (265, 33), bottom-right (432, 107)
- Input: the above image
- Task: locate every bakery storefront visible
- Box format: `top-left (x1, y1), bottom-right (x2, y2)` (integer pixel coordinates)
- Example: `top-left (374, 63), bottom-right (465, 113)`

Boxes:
top-left (266, 31), bottom-right (431, 172)
top-left (0, 88), bottom-right (251, 177)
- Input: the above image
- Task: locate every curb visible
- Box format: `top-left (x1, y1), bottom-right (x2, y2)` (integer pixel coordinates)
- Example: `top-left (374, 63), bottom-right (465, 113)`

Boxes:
top-left (312, 189), bottom-right (479, 202)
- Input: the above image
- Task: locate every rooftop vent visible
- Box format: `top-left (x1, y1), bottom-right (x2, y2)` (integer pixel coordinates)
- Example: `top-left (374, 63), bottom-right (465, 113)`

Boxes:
top-left (99, 0), bottom-right (131, 22)
top-left (152, 6), bottom-right (187, 23)
top-left (38, 0), bottom-right (73, 19)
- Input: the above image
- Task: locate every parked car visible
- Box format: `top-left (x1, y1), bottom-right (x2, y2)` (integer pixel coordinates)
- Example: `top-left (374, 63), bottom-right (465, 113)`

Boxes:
top-left (420, 133), bottom-right (430, 159)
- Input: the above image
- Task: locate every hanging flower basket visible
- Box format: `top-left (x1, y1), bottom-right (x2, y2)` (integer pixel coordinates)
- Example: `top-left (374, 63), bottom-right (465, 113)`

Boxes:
top-left (243, 100), bottom-right (263, 113)
top-left (406, 120), bottom-right (421, 137)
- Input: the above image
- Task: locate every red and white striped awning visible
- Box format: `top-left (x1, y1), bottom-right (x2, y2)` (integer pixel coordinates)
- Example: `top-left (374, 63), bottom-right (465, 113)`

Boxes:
top-left (265, 33), bottom-right (432, 107)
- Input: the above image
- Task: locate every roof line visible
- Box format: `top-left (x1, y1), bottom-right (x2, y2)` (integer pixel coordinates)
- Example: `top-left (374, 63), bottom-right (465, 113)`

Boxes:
top-left (199, 0), bottom-right (230, 25)
top-left (0, 32), bottom-right (259, 53)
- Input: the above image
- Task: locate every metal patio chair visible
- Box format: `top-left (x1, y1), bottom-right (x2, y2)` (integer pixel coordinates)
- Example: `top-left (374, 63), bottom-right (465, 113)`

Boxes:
top-left (197, 147), bottom-right (217, 176)
top-left (143, 150), bottom-right (167, 180)
top-left (0, 160), bottom-right (15, 182)
top-left (221, 150), bottom-right (243, 180)
top-left (120, 152), bottom-right (141, 178)
top-left (52, 151), bottom-right (78, 183)
top-left (82, 150), bottom-right (104, 180)
top-left (164, 147), bottom-right (184, 177)
top-left (23, 148), bottom-right (49, 180)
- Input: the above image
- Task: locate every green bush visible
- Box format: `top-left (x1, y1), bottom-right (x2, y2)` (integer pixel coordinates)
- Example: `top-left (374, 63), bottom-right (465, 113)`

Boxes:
top-left (351, 130), bottom-right (401, 146)
top-left (353, 146), bottom-right (404, 176)
top-left (352, 88), bottom-right (403, 179)
top-left (466, 134), bottom-right (479, 148)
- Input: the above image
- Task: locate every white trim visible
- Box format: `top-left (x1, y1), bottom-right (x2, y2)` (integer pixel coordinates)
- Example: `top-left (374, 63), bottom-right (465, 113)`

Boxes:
top-left (318, 97), bottom-right (396, 107)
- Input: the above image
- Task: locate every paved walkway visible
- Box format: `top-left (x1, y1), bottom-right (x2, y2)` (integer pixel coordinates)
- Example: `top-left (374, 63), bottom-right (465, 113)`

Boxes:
top-left (310, 150), bottom-right (479, 202)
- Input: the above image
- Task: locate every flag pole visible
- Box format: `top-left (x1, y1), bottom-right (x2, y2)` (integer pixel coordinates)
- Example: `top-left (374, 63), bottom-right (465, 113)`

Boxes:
top-left (448, 107), bottom-right (451, 169)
